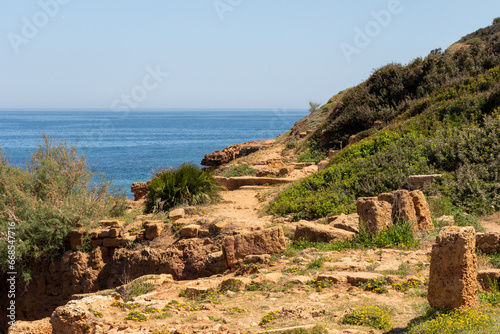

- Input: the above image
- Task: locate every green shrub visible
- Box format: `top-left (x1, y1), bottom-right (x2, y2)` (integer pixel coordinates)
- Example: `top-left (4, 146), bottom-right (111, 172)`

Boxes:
top-left (222, 164), bottom-right (257, 177)
top-left (490, 253), bottom-right (500, 269)
top-left (355, 221), bottom-right (419, 249)
top-left (341, 306), bottom-right (392, 331)
top-left (479, 277), bottom-right (500, 306)
top-left (285, 141), bottom-right (298, 149)
top-left (145, 163), bottom-right (218, 213)
top-left (406, 307), bottom-right (493, 334)
top-left (297, 151), bottom-right (326, 163)
top-left (0, 135), bottom-right (126, 281)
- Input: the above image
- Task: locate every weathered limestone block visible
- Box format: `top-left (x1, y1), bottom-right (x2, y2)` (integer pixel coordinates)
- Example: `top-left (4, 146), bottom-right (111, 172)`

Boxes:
top-left (294, 222), bottom-right (355, 243)
top-left (476, 232), bottom-right (500, 254)
top-left (68, 229), bottom-right (85, 251)
top-left (330, 213), bottom-right (360, 233)
top-left (180, 224), bottom-right (199, 238)
top-left (410, 190), bottom-right (434, 231)
top-left (428, 226), bottom-right (478, 309)
top-left (391, 190), bottom-right (418, 226)
top-left (169, 208), bottom-right (185, 220)
top-left (477, 269), bottom-right (500, 291)
top-left (108, 227), bottom-right (121, 238)
top-left (356, 197), bottom-right (392, 234)
top-left (222, 226), bottom-right (286, 268)
top-left (143, 220), bottom-right (164, 240)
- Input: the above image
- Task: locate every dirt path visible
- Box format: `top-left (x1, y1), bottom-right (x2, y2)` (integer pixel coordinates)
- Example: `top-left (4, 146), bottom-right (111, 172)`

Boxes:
top-left (481, 212), bottom-right (500, 233)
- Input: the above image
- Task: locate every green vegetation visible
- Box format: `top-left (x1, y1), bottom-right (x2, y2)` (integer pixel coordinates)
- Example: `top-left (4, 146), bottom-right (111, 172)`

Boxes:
top-left (340, 305), bottom-right (392, 331)
top-left (358, 278), bottom-right (388, 294)
top-left (0, 135), bottom-right (126, 281)
top-left (406, 307), bottom-right (494, 334)
top-left (145, 163), bottom-right (218, 213)
top-left (297, 150), bottom-right (327, 163)
top-left (479, 277), bottom-right (500, 307)
top-left (222, 164), bottom-right (258, 177)
top-left (123, 277), bottom-right (156, 301)
top-left (268, 21), bottom-right (500, 220)
top-left (291, 221), bottom-right (418, 252)
top-left (490, 253), bottom-right (500, 269)
top-left (309, 101), bottom-right (321, 113)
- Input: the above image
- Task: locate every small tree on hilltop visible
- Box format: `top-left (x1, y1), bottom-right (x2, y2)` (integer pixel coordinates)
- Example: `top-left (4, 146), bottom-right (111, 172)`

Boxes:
top-left (494, 17), bottom-right (500, 25)
top-left (309, 102), bottom-right (321, 113)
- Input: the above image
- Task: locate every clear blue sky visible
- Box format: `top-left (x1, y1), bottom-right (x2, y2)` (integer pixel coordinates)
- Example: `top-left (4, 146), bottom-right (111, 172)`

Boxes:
top-left (0, 0), bottom-right (499, 110)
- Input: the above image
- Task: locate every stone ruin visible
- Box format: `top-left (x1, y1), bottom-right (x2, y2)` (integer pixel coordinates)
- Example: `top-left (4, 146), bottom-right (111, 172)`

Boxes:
top-left (356, 189), bottom-right (434, 234)
top-left (427, 226), bottom-right (478, 309)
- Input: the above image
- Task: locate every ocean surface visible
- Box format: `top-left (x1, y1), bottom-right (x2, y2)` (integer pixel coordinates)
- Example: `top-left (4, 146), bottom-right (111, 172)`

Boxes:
top-left (0, 109), bottom-right (307, 198)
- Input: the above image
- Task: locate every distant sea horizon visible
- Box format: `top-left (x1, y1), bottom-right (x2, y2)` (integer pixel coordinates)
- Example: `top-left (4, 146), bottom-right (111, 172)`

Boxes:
top-left (0, 109), bottom-right (308, 198)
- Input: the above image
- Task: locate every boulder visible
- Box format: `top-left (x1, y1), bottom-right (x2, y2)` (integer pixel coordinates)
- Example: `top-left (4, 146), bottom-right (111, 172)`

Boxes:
top-left (294, 222), bottom-right (356, 243)
top-left (222, 226), bottom-right (286, 268)
top-left (477, 269), bottom-right (500, 291)
top-left (476, 232), bottom-right (500, 254)
top-left (330, 213), bottom-right (360, 233)
top-left (428, 226), bottom-right (478, 309)
top-left (131, 182), bottom-right (148, 201)
top-left (143, 220), bottom-right (164, 240)
top-left (410, 190), bottom-right (434, 231)
top-left (316, 273), bottom-right (349, 284)
top-left (356, 197), bottom-right (392, 234)
top-left (50, 295), bottom-right (115, 334)
top-left (391, 190), bottom-right (418, 226)
top-left (180, 224), bottom-right (199, 238)
top-left (169, 208), bottom-right (185, 220)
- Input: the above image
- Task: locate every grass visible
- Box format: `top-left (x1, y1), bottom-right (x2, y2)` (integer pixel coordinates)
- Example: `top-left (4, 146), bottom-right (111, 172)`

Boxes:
top-left (222, 164), bottom-right (258, 177)
top-left (145, 162), bottom-right (219, 213)
top-left (123, 278), bottom-right (156, 301)
top-left (491, 253), bottom-right (500, 269)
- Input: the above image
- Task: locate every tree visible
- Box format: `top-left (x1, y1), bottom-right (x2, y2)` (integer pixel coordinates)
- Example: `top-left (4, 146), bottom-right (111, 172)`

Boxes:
top-left (309, 102), bottom-right (321, 113)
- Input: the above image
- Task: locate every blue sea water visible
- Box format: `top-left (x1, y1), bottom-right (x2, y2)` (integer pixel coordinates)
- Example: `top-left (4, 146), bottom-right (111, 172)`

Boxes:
top-left (0, 109), bottom-right (307, 198)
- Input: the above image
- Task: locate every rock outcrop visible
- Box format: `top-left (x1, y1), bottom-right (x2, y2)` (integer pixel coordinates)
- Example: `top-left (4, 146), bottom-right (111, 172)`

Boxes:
top-left (427, 226), bottom-right (478, 309)
top-left (131, 182), bottom-right (148, 201)
top-left (201, 142), bottom-right (263, 167)
top-left (222, 226), bottom-right (286, 268)
top-left (407, 174), bottom-right (442, 190)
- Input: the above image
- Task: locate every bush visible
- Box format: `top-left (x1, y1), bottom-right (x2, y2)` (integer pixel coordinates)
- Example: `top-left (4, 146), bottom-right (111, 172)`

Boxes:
top-left (0, 135), bottom-right (126, 281)
top-left (340, 305), bottom-right (392, 331)
top-left (406, 307), bottom-right (493, 334)
top-left (145, 163), bottom-right (218, 213)
top-left (297, 151), bottom-right (326, 163)
top-left (355, 221), bottom-right (420, 249)
top-left (222, 164), bottom-right (257, 177)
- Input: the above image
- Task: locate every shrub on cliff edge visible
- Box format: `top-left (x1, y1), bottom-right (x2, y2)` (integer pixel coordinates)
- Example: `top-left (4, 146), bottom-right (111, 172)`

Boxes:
top-left (145, 163), bottom-right (219, 213)
top-left (0, 135), bottom-right (126, 281)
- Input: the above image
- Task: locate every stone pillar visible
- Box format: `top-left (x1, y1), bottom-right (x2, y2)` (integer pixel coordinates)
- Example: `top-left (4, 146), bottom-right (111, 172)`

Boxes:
top-left (428, 226), bottom-right (478, 309)
top-left (356, 197), bottom-right (392, 234)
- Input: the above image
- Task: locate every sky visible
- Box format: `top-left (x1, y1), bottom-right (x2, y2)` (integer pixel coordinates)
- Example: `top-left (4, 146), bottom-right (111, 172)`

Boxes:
top-left (0, 0), bottom-right (499, 110)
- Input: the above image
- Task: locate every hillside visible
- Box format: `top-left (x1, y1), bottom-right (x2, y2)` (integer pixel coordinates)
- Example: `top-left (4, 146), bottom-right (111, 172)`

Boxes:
top-left (266, 19), bottom-right (500, 221)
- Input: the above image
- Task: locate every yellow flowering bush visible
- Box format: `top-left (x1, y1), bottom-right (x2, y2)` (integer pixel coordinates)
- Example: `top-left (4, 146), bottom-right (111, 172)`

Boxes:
top-left (406, 307), bottom-right (493, 334)
top-left (358, 278), bottom-right (388, 294)
top-left (393, 278), bottom-right (422, 292)
top-left (259, 310), bottom-right (281, 326)
top-left (341, 306), bottom-right (392, 331)
top-left (124, 311), bottom-right (148, 322)
top-left (111, 301), bottom-right (141, 309)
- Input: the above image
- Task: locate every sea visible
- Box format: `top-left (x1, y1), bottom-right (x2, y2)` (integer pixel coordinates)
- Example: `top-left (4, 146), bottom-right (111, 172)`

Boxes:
top-left (0, 109), bottom-right (308, 198)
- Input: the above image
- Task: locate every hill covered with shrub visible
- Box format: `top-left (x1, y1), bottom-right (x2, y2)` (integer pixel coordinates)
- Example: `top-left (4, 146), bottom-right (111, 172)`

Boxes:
top-left (268, 19), bottom-right (500, 221)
